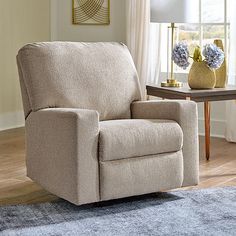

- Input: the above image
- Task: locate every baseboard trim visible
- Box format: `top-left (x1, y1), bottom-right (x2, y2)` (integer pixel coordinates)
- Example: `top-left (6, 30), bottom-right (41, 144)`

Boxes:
top-left (0, 111), bottom-right (25, 131)
top-left (198, 118), bottom-right (226, 138)
top-left (198, 133), bottom-right (225, 139)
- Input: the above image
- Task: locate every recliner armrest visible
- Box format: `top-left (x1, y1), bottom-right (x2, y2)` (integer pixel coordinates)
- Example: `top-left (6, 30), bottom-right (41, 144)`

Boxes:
top-left (131, 100), bottom-right (199, 186)
top-left (26, 108), bottom-right (100, 205)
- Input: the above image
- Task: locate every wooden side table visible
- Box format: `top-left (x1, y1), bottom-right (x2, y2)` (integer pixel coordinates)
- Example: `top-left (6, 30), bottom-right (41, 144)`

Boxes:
top-left (146, 83), bottom-right (236, 160)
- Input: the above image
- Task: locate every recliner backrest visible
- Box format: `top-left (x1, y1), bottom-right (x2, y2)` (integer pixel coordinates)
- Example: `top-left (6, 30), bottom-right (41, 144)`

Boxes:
top-left (17, 42), bottom-right (142, 120)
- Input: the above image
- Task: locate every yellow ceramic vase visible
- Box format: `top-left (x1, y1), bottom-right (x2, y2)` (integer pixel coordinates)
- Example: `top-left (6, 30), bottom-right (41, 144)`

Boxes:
top-left (188, 61), bottom-right (216, 89)
top-left (214, 39), bottom-right (227, 88)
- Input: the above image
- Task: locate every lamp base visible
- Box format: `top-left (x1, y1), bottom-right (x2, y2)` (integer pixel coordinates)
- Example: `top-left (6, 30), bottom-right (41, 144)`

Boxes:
top-left (161, 79), bottom-right (183, 88)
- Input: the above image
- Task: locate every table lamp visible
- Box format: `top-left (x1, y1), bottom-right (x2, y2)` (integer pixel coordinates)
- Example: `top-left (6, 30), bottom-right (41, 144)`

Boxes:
top-left (150, 0), bottom-right (199, 87)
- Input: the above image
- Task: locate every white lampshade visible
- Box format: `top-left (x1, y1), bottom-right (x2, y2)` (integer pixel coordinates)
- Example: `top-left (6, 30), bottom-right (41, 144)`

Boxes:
top-left (151, 0), bottom-right (199, 23)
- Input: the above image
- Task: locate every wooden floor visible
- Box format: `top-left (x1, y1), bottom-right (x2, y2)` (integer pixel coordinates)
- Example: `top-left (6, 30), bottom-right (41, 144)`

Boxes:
top-left (0, 128), bottom-right (235, 206)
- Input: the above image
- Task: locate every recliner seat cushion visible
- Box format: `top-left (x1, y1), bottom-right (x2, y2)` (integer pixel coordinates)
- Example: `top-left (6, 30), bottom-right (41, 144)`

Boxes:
top-left (99, 119), bottom-right (183, 161)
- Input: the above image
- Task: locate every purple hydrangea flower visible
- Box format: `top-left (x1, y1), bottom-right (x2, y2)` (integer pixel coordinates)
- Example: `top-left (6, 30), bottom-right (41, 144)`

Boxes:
top-left (172, 42), bottom-right (190, 70)
top-left (203, 43), bottom-right (224, 69)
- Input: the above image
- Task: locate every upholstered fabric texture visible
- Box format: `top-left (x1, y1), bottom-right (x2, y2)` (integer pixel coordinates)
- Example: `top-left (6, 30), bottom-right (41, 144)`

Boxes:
top-left (17, 57), bottom-right (32, 118)
top-left (17, 42), bottom-right (199, 205)
top-left (131, 100), bottom-right (199, 187)
top-left (17, 42), bottom-right (141, 120)
top-left (99, 119), bottom-right (183, 161)
top-left (100, 151), bottom-right (183, 201)
top-left (26, 108), bottom-right (100, 205)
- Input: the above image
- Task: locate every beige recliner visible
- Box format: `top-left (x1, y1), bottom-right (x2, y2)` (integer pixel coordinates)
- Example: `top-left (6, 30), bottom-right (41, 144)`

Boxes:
top-left (17, 42), bottom-right (199, 205)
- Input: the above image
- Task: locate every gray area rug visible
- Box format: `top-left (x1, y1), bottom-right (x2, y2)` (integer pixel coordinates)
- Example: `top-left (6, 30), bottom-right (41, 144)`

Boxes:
top-left (0, 187), bottom-right (235, 236)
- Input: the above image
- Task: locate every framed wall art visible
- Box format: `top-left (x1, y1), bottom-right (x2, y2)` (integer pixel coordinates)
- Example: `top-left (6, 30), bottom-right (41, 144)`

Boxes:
top-left (72, 0), bottom-right (110, 25)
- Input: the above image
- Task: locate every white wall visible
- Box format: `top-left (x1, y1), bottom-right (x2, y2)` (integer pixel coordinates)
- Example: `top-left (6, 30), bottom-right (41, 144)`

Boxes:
top-left (198, 102), bottom-right (226, 138)
top-left (51, 0), bottom-right (126, 42)
top-left (0, 0), bottom-right (51, 131)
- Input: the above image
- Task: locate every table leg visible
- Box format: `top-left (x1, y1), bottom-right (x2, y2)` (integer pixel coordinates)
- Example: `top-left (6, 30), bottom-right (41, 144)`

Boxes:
top-left (204, 101), bottom-right (211, 161)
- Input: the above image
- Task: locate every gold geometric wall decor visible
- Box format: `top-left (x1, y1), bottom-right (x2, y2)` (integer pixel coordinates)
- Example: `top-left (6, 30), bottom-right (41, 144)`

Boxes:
top-left (72, 0), bottom-right (110, 25)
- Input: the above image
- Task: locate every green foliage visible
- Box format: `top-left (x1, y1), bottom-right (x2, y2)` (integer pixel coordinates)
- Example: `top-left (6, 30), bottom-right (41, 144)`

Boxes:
top-left (193, 46), bottom-right (203, 62)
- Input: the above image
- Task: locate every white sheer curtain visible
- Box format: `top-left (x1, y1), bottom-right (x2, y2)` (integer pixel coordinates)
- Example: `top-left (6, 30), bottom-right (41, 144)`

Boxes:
top-left (126, 0), bottom-right (161, 98)
top-left (148, 23), bottom-right (162, 84)
top-left (225, 0), bottom-right (236, 142)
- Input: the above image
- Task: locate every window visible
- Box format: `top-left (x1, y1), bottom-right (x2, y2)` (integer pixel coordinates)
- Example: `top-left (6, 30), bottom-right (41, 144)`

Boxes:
top-left (160, 0), bottom-right (229, 77)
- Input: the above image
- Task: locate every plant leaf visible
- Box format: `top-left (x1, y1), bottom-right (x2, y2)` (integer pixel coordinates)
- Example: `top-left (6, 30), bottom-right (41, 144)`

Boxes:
top-left (193, 46), bottom-right (203, 62)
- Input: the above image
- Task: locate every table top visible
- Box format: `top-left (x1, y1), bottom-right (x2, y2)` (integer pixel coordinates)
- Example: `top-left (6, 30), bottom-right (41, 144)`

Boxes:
top-left (146, 83), bottom-right (236, 102)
